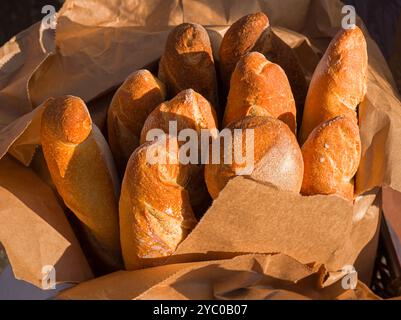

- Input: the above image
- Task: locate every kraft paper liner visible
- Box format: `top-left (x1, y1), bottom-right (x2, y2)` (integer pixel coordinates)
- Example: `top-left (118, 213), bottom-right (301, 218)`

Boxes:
top-left (0, 22), bottom-right (54, 130)
top-left (7, 105), bottom-right (45, 167)
top-left (164, 177), bottom-right (380, 286)
top-left (0, 0), bottom-right (398, 298)
top-left (58, 253), bottom-right (380, 300)
top-left (57, 261), bottom-right (209, 300)
top-left (137, 254), bottom-right (380, 300)
top-left (0, 107), bottom-right (42, 164)
top-left (0, 155), bottom-right (93, 287)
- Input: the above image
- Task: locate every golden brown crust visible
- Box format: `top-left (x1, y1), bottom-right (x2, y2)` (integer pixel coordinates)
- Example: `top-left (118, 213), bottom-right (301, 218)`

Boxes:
top-left (119, 137), bottom-right (197, 270)
top-left (205, 116), bottom-right (304, 199)
top-left (107, 70), bottom-right (166, 174)
top-left (299, 27), bottom-right (368, 144)
top-left (41, 96), bottom-right (122, 271)
top-left (41, 96), bottom-right (92, 144)
top-left (223, 52), bottom-right (297, 132)
top-left (140, 89), bottom-right (217, 143)
top-left (219, 12), bottom-right (307, 116)
top-left (140, 89), bottom-right (217, 217)
top-left (301, 116), bottom-right (361, 200)
top-left (253, 28), bottom-right (308, 116)
top-left (158, 23), bottom-right (218, 107)
top-left (219, 12), bottom-right (270, 86)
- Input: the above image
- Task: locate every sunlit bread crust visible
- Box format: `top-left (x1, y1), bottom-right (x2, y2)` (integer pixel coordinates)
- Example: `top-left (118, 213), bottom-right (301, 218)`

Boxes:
top-left (299, 26), bottom-right (367, 144)
top-left (107, 69), bottom-right (166, 174)
top-left (301, 116), bottom-right (361, 200)
top-left (205, 116), bottom-right (304, 199)
top-left (141, 89), bottom-right (217, 217)
top-left (41, 96), bottom-right (122, 271)
top-left (223, 52), bottom-right (296, 133)
top-left (159, 23), bottom-right (218, 107)
top-left (119, 137), bottom-right (197, 270)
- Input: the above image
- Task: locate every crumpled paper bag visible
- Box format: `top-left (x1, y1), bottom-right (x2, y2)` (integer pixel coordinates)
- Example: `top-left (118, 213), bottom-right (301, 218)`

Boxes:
top-left (58, 253), bottom-right (380, 300)
top-left (0, 155), bottom-right (93, 287)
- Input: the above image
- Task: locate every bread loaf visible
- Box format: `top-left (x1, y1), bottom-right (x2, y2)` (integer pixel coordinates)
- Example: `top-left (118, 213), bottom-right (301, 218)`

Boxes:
top-left (301, 116), bottom-right (361, 200)
top-left (205, 116), bottom-right (304, 199)
top-left (219, 12), bottom-right (307, 114)
top-left (107, 70), bottom-right (166, 174)
top-left (119, 136), bottom-right (197, 270)
top-left (253, 25), bottom-right (308, 116)
top-left (219, 12), bottom-right (269, 86)
top-left (158, 23), bottom-right (218, 107)
top-left (223, 52), bottom-right (296, 132)
top-left (299, 27), bottom-right (367, 144)
top-left (141, 89), bottom-right (217, 217)
top-left (141, 89), bottom-right (217, 143)
top-left (41, 96), bottom-right (122, 271)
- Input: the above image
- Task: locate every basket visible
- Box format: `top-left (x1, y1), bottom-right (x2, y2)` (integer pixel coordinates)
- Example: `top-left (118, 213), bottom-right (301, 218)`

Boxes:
top-left (371, 214), bottom-right (401, 298)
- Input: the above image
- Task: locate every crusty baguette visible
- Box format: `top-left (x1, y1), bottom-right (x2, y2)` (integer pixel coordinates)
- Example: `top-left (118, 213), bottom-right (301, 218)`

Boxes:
top-left (219, 12), bottom-right (307, 114)
top-left (158, 23), bottom-right (218, 107)
top-left (219, 12), bottom-right (270, 86)
top-left (223, 52), bottom-right (296, 133)
top-left (301, 116), bottom-right (361, 200)
top-left (253, 26), bottom-right (308, 117)
top-left (41, 96), bottom-right (122, 271)
top-left (119, 136), bottom-right (197, 270)
top-left (140, 89), bottom-right (217, 143)
top-left (299, 26), bottom-right (368, 144)
top-left (107, 69), bottom-right (166, 174)
top-left (205, 116), bottom-right (304, 199)
top-left (141, 89), bottom-right (217, 217)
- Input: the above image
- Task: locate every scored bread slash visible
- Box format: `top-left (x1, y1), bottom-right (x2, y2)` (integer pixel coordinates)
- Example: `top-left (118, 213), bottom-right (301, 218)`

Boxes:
top-left (119, 136), bottom-right (197, 270)
top-left (140, 89), bottom-right (217, 218)
top-left (223, 51), bottom-right (297, 133)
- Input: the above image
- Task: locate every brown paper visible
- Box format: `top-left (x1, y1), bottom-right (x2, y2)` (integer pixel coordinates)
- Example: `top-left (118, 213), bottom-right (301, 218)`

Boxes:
top-left (58, 254), bottom-right (380, 300)
top-left (0, 155), bottom-right (93, 287)
top-left (138, 254), bottom-right (380, 300)
top-left (0, 22), bottom-right (54, 131)
top-left (1, 0), bottom-right (401, 299)
top-left (57, 261), bottom-right (207, 300)
top-left (167, 177), bottom-right (379, 285)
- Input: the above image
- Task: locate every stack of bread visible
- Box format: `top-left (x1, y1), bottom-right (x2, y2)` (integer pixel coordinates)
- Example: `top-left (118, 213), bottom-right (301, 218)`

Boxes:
top-left (39, 12), bottom-right (367, 272)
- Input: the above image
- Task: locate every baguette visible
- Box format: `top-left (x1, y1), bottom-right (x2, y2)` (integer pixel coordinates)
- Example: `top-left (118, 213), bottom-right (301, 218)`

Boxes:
top-left (253, 25), bottom-right (308, 117)
top-left (219, 12), bottom-right (270, 86)
top-left (119, 136), bottom-right (197, 270)
top-left (219, 12), bottom-right (307, 114)
top-left (141, 89), bottom-right (217, 217)
top-left (223, 52), bottom-right (296, 133)
top-left (41, 96), bottom-right (122, 272)
top-left (158, 23), bottom-right (218, 107)
top-left (205, 116), bottom-right (304, 199)
top-left (301, 116), bottom-right (361, 200)
top-left (107, 69), bottom-right (166, 174)
top-left (299, 27), bottom-right (368, 144)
